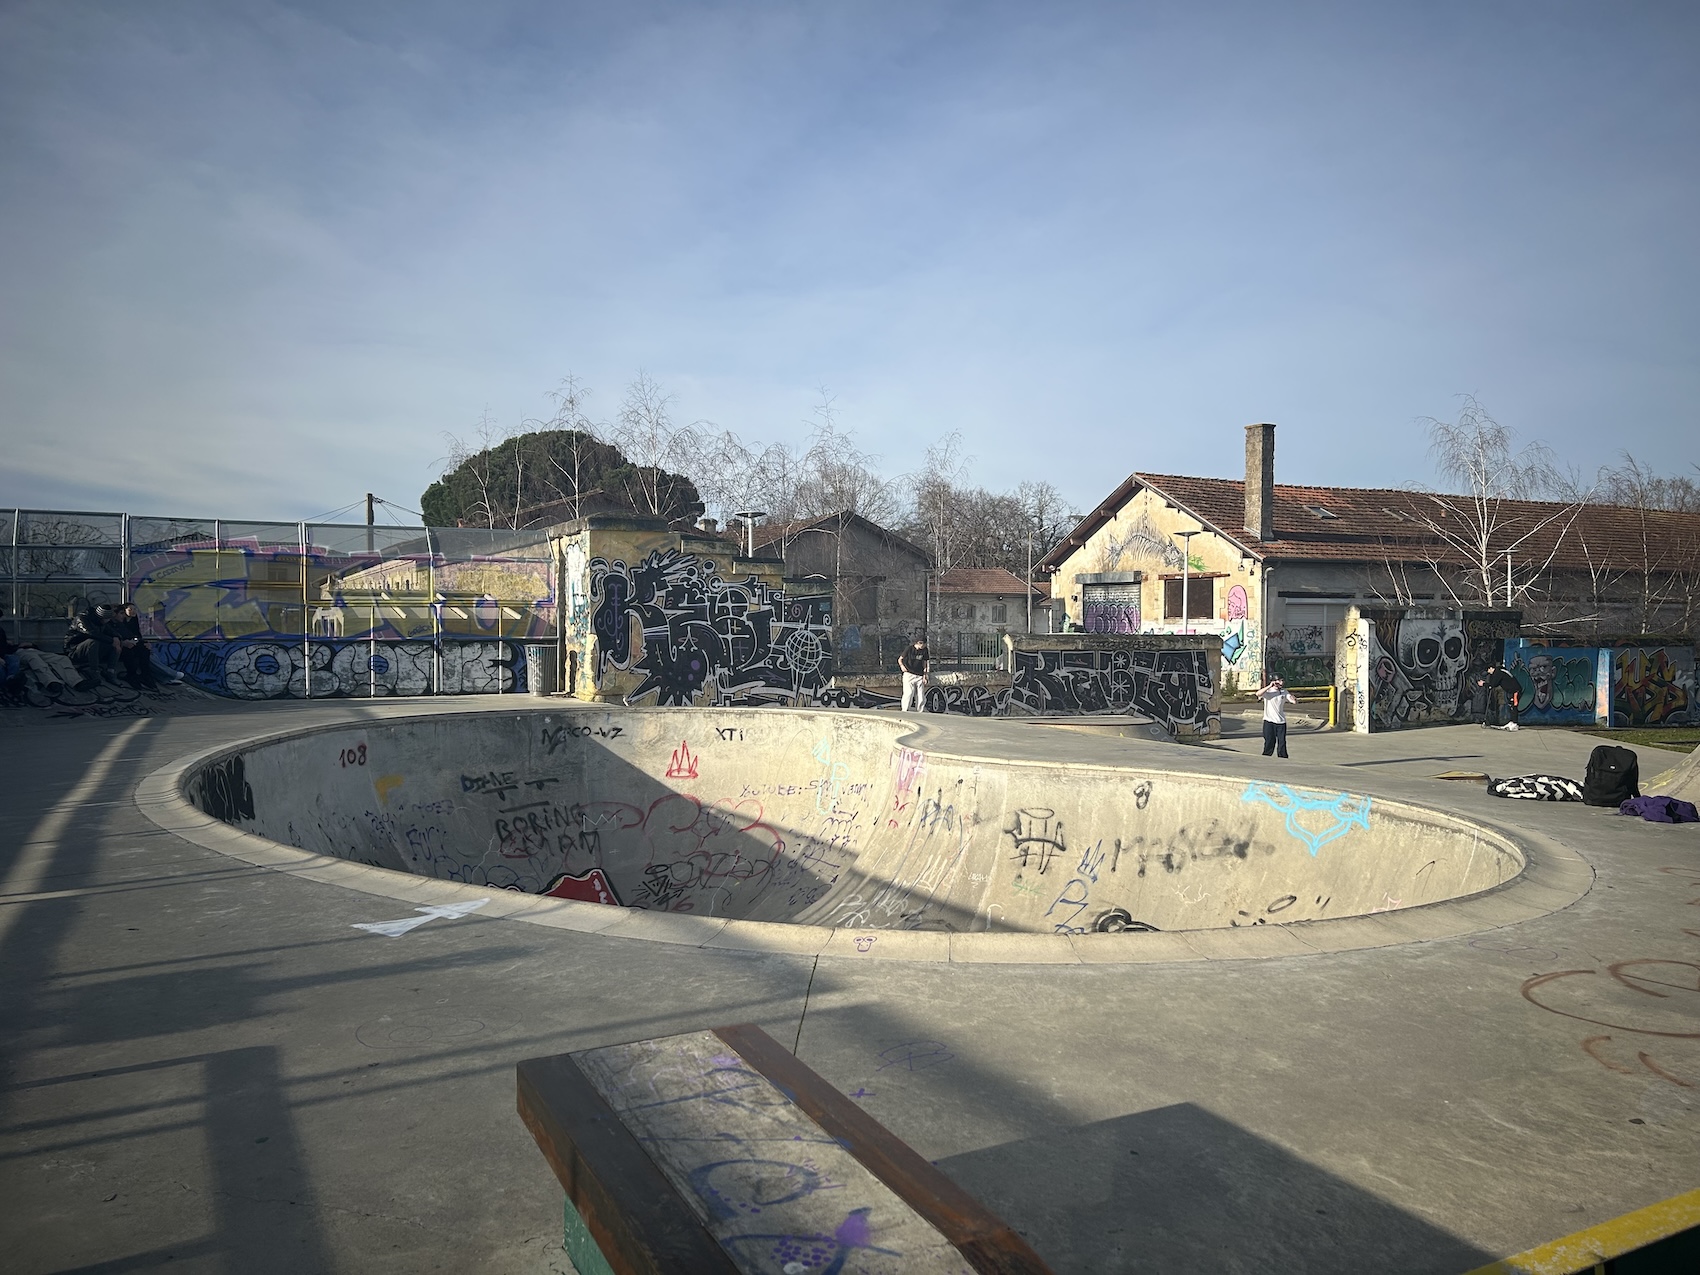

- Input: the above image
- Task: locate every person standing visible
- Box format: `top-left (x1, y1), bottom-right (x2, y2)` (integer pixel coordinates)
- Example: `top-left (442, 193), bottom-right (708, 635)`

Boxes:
top-left (1258, 673), bottom-right (1298, 758)
top-left (899, 636), bottom-right (930, 712)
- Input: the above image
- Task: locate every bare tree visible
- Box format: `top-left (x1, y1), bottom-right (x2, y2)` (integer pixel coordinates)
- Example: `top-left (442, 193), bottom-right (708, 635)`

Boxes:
top-left (1401, 396), bottom-right (1583, 610)
top-left (440, 408), bottom-right (525, 529)
top-left (1598, 452), bottom-right (1700, 633)
top-left (535, 375), bottom-right (608, 523)
top-left (689, 390), bottom-right (904, 533)
top-left (608, 372), bottom-right (704, 519)
top-left (792, 393), bottom-right (905, 526)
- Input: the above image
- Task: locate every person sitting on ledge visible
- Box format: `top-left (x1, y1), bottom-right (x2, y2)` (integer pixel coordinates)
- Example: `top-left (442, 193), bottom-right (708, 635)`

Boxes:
top-left (112, 602), bottom-right (158, 690)
top-left (65, 601), bottom-right (124, 689)
top-left (0, 604), bottom-right (22, 701)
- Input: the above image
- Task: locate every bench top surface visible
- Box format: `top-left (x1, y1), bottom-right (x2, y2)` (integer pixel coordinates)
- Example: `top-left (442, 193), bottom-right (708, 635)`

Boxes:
top-left (571, 1028), bottom-right (976, 1274)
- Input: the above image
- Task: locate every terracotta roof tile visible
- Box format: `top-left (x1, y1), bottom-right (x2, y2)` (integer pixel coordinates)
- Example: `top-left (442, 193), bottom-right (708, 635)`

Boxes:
top-left (937, 567), bottom-right (1044, 595)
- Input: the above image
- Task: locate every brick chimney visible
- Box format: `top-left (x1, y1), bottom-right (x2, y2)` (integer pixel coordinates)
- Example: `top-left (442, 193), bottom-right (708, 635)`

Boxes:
top-left (1244, 423), bottom-right (1276, 541)
top-left (699, 517), bottom-right (719, 534)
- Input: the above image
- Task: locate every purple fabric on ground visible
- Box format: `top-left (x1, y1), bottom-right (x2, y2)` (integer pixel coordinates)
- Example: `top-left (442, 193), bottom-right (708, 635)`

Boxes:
top-left (1617, 795), bottom-right (1700, 823)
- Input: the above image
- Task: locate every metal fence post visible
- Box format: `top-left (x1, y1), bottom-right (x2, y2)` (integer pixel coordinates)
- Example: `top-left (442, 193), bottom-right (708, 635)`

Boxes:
top-left (428, 528), bottom-right (440, 696)
top-left (300, 522), bottom-right (310, 699)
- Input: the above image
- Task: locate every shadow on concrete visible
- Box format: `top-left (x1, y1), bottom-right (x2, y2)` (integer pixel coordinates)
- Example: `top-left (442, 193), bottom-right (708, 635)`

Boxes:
top-left (784, 990), bottom-right (1498, 1275)
top-left (936, 1103), bottom-right (1495, 1274)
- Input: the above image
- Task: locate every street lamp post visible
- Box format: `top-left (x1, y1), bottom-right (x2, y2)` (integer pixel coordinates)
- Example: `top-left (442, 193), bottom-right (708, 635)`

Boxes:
top-left (1176, 529), bottom-right (1201, 635)
top-left (732, 510), bottom-right (768, 559)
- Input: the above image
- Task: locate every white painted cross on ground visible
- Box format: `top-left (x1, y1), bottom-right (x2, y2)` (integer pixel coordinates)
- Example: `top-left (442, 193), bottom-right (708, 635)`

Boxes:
top-left (352, 898), bottom-right (490, 938)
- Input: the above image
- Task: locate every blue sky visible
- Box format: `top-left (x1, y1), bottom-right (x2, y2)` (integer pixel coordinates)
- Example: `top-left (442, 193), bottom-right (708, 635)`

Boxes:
top-left (1, 1), bottom-right (1696, 523)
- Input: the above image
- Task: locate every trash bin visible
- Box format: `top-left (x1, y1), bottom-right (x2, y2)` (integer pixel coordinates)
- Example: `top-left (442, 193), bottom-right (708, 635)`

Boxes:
top-left (525, 644), bottom-right (558, 696)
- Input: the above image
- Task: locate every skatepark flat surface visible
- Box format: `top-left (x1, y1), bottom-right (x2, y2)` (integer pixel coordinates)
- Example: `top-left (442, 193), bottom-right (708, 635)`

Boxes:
top-left (2, 698), bottom-right (1698, 1273)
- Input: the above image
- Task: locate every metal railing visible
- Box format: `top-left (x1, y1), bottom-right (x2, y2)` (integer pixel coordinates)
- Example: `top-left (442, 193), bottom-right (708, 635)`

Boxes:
top-left (1286, 684), bottom-right (1338, 729)
top-left (3, 508), bottom-right (558, 698)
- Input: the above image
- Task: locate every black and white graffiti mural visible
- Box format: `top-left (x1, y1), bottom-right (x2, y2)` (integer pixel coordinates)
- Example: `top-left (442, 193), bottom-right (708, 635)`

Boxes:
top-left (590, 549), bottom-right (833, 706)
top-left (154, 638), bottom-right (525, 698)
top-left (1005, 648), bottom-right (1217, 734)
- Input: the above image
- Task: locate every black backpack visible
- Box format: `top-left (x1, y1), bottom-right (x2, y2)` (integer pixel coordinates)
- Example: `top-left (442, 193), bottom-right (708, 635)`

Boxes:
top-left (1582, 745), bottom-right (1640, 807)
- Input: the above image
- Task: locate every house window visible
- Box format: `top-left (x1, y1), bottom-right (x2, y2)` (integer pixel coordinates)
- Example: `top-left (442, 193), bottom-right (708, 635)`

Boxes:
top-left (991, 603), bottom-right (1007, 624)
top-left (1163, 577), bottom-right (1214, 619)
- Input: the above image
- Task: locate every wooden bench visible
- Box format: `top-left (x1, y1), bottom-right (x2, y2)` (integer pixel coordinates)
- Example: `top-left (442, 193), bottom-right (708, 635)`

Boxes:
top-left (517, 1023), bottom-right (1052, 1274)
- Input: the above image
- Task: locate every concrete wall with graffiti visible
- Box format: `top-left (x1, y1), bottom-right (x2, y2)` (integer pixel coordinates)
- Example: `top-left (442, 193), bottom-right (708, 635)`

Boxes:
top-left (1344, 608), bottom-right (1522, 732)
top-left (195, 707), bottom-right (1520, 935)
top-left (155, 638), bottom-right (527, 699)
top-left (1611, 646), bottom-right (1694, 727)
top-left (1004, 634), bottom-right (1222, 737)
top-left (1047, 486), bottom-right (1262, 687)
top-left (1501, 640), bottom-right (1694, 728)
top-left (563, 517), bottom-right (834, 708)
top-left (1503, 641), bottom-right (1608, 727)
top-left (1349, 619), bottom-right (1697, 732)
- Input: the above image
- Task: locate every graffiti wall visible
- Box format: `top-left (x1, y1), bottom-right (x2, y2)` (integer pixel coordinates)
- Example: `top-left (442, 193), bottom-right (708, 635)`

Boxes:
top-left (1366, 614), bottom-right (1468, 730)
top-left (1266, 624), bottom-right (1330, 689)
top-left (111, 521), bottom-right (558, 699)
top-left (155, 638), bottom-right (526, 699)
top-left (1612, 647), bottom-right (1695, 727)
top-left (589, 547), bottom-right (833, 707)
top-left (1006, 647), bottom-right (1219, 736)
top-left (126, 523), bottom-right (556, 644)
top-left (1361, 609), bottom-right (1523, 731)
top-left (1507, 644), bottom-right (1606, 727)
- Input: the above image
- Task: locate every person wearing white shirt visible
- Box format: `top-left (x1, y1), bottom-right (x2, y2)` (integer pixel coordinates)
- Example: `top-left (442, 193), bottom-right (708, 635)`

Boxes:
top-left (1258, 675), bottom-right (1298, 758)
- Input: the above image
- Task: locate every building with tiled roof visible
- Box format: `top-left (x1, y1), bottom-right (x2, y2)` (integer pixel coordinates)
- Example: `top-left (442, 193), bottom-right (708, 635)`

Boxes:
top-left (936, 567), bottom-right (1045, 629)
top-left (738, 511), bottom-right (933, 672)
top-left (1039, 424), bottom-right (1700, 689)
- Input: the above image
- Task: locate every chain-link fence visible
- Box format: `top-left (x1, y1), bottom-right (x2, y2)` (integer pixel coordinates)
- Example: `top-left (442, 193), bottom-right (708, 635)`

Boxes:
top-left (4, 509), bottom-right (556, 698)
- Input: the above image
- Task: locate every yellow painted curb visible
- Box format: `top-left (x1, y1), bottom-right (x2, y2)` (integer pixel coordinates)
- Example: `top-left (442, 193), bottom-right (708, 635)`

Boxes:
top-left (1464, 1186), bottom-right (1700, 1274)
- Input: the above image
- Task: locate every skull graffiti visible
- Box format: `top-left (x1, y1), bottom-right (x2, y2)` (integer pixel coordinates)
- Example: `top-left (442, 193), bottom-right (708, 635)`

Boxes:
top-left (1397, 618), bottom-right (1467, 706)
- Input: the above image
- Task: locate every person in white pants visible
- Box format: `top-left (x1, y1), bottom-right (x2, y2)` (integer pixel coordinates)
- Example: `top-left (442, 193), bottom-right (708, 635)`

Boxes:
top-left (899, 637), bottom-right (930, 712)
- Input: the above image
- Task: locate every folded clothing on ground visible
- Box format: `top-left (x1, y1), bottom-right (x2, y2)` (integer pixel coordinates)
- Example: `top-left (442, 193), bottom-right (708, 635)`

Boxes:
top-left (1617, 795), bottom-right (1700, 823)
top-left (1488, 775), bottom-right (1585, 801)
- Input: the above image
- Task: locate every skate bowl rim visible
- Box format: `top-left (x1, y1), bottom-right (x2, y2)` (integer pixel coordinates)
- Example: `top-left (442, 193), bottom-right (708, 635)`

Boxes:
top-left (133, 705), bottom-right (1595, 964)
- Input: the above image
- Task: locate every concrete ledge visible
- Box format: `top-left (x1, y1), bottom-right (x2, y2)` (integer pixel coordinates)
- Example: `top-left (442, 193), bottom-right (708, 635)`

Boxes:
top-left (950, 932), bottom-right (1081, 964)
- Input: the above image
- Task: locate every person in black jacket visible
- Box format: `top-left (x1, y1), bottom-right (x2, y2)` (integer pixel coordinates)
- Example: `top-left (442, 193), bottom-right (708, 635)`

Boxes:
top-left (1474, 661), bottom-right (1522, 731)
top-left (112, 602), bottom-right (158, 690)
top-left (65, 602), bottom-right (123, 687)
top-left (0, 604), bottom-right (22, 698)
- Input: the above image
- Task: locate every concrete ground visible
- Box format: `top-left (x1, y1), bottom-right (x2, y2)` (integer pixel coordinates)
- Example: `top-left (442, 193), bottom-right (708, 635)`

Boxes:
top-left (2, 698), bottom-right (1698, 1274)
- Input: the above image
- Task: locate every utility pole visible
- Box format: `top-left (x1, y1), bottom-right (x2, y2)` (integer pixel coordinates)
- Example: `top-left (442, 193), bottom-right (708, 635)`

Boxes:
top-left (1025, 520), bottom-right (1034, 636)
top-left (733, 510), bottom-right (767, 559)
